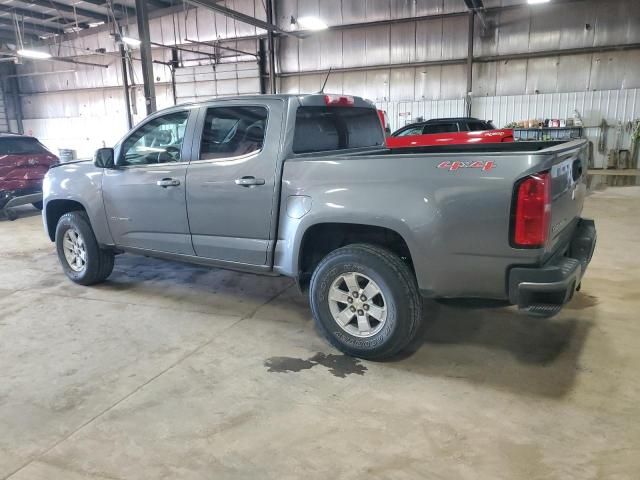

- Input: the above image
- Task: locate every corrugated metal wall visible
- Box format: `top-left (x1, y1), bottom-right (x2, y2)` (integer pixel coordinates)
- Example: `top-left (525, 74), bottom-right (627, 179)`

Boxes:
top-left (278, 0), bottom-right (640, 99)
top-left (8, 0), bottom-right (640, 161)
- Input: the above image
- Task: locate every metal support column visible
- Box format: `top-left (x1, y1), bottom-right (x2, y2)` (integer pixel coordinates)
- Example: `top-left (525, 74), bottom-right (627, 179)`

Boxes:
top-left (135, 0), bottom-right (157, 114)
top-left (466, 11), bottom-right (474, 118)
top-left (265, 0), bottom-right (276, 94)
top-left (170, 48), bottom-right (179, 105)
top-left (119, 44), bottom-right (133, 130)
top-left (258, 38), bottom-right (269, 94)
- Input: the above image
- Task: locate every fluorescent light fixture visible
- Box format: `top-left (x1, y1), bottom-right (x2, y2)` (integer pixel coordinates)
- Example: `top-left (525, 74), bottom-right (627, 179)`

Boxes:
top-left (296, 16), bottom-right (328, 30)
top-left (88, 21), bottom-right (105, 28)
top-left (121, 36), bottom-right (141, 47)
top-left (17, 49), bottom-right (52, 59)
top-left (528, 0), bottom-right (551, 4)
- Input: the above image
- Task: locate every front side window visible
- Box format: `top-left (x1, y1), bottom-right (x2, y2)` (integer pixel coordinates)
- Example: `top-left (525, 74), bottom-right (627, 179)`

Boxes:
top-left (199, 106), bottom-right (268, 160)
top-left (394, 125), bottom-right (424, 137)
top-left (120, 111), bottom-right (189, 166)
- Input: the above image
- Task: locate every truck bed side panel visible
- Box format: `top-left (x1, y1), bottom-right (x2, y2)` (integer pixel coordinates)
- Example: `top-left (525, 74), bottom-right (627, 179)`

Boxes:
top-left (275, 140), bottom-right (587, 299)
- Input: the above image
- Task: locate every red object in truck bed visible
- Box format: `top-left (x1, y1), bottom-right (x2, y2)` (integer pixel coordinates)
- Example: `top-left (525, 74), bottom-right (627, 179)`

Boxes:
top-left (386, 128), bottom-right (514, 148)
top-left (386, 117), bottom-right (513, 149)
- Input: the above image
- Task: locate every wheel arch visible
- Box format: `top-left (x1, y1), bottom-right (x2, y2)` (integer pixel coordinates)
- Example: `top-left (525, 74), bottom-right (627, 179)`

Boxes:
top-left (45, 199), bottom-right (87, 241)
top-left (296, 221), bottom-right (416, 292)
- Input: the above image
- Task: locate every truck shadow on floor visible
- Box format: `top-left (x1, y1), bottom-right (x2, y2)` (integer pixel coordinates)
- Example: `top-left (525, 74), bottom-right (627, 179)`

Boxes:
top-left (90, 255), bottom-right (593, 398)
top-left (390, 297), bottom-right (594, 398)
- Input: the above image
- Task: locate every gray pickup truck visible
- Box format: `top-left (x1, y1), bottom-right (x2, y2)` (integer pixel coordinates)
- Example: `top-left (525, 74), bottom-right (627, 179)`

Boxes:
top-left (43, 94), bottom-right (596, 359)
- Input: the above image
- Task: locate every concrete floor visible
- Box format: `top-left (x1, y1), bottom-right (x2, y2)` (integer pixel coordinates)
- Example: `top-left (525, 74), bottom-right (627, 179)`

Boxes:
top-left (1, 187), bottom-right (639, 480)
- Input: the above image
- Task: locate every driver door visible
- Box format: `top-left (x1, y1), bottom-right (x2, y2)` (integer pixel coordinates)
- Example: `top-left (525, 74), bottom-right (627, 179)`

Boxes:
top-left (102, 108), bottom-right (196, 255)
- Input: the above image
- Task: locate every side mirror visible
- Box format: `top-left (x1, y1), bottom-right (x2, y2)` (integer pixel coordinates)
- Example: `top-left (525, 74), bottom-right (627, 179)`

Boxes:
top-left (94, 148), bottom-right (115, 169)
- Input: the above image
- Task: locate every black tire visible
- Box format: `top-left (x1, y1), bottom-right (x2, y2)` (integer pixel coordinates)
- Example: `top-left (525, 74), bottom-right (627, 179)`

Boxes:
top-left (5, 209), bottom-right (18, 221)
top-left (309, 244), bottom-right (423, 360)
top-left (55, 211), bottom-right (114, 285)
top-left (32, 201), bottom-right (43, 211)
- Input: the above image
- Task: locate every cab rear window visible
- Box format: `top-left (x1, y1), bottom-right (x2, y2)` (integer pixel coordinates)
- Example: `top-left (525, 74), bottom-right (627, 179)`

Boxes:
top-left (0, 137), bottom-right (49, 155)
top-left (293, 107), bottom-right (384, 154)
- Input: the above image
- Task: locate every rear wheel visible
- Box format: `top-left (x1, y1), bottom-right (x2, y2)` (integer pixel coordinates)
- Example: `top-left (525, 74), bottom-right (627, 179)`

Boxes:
top-left (55, 211), bottom-right (114, 285)
top-left (309, 244), bottom-right (422, 360)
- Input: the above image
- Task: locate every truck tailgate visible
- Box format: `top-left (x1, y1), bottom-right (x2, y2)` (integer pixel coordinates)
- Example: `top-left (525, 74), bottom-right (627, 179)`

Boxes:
top-left (545, 140), bottom-right (588, 257)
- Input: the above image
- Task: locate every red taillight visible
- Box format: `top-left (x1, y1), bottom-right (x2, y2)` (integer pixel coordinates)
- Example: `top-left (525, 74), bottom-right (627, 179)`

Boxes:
top-left (513, 172), bottom-right (551, 248)
top-left (324, 94), bottom-right (354, 106)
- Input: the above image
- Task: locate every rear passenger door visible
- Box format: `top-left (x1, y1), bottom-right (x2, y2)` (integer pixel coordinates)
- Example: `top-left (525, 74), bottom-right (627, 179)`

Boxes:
top-left (186, 99), bottom-right (284, 266)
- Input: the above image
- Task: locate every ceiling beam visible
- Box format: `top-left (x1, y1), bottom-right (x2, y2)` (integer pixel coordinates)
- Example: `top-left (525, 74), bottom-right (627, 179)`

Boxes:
top-left (23, 0), bottom-right (111, 22)
top-left (81, 0), bottom-right (135, 18)
top-left (0, 5), bottom-right (62, 23)
top-left (0, 18), bottom-right (63, 36)
top-left (147, 0), bottom-right (174, 8)
top-left (185, 0), bottom-right (304, 38)
top-left (0, 30), bottom-right (39, 43)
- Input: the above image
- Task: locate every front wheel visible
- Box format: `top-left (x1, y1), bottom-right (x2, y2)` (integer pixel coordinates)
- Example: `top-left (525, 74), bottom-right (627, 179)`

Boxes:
top-left (309, 244), bottom-right (423, 360)
top-left (55, 211), bottom-right (114, 285)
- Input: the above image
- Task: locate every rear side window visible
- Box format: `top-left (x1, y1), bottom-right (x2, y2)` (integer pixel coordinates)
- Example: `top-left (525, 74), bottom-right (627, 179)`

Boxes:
top-left (466, 121), bottom-right (490, 131)
top-left (200, 106), bottom-right (268, 160)
top-left (0, 137), bottom-right (48, 155)
top-left (293, 107), bottom-right (384, 154)
top-left (423, 123), bottom-right (458, 134)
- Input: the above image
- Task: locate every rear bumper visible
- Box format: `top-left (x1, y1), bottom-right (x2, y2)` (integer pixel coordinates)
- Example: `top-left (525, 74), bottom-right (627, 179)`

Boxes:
top-left (508, 218), bottom-right (596, 317)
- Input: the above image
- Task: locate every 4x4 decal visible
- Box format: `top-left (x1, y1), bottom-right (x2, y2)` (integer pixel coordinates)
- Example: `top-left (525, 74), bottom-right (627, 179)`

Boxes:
top-left (437, 160), bottom-right (495, 172)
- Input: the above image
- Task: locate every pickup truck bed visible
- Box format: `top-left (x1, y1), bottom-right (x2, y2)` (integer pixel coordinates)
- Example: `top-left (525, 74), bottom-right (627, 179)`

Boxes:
top-left (43, 94), bottom-right (596, 360)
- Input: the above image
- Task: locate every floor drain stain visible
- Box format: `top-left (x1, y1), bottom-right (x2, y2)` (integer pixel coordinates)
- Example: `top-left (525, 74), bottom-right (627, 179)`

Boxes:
top-left (264, 353), bottom-right (367, 378)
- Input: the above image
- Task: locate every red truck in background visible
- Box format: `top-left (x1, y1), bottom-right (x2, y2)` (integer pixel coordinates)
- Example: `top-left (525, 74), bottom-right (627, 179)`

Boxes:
top-left (386, 117), bottom-right (513, 148)
top-left (0, 134), bottom-right (59, 220)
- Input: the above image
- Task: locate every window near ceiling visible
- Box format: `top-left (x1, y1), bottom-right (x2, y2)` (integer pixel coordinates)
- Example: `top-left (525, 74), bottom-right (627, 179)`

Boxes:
top-left (199, 106), bottom-right (268, 160)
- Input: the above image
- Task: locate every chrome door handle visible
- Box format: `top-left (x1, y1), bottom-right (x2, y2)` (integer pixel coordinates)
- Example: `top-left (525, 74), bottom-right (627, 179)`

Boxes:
top-left (157, 178), bottom-right (181, 188)
top-left (235, 176), bottom-right (265, 187)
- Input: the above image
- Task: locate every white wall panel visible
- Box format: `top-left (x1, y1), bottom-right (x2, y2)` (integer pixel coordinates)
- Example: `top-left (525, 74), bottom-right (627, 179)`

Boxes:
top-left (525, 57), bottom-right (558, 94)
top-left (415, 18), bottom-right (444, 62)
top-left (319, 0), bottom-right (343, 26)
top-left (342, 29), bottom-right (367, 68)
top-left (319, 30), bottom-right (344, 70)
top-left (365, 0), bottom-right (391, 21)
top-left (390, 23), bottom-right (416, 64)
top-left (389, 68), bottom-right (416, 101)
top-left (415, 0), bottom-right (447, 16)
top-left (415, 65), bottom-right (442, 100)
top-left (365, 26), bottom-right (391, 65)
top-left (299, 35), bottom-right (322, 71)
top-left (365, 70), bottom-right (390, 102)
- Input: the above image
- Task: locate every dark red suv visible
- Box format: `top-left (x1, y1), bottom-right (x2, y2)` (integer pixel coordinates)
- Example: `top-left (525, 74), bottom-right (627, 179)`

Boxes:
top-left (0, 134), bottom-right (59, 219)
